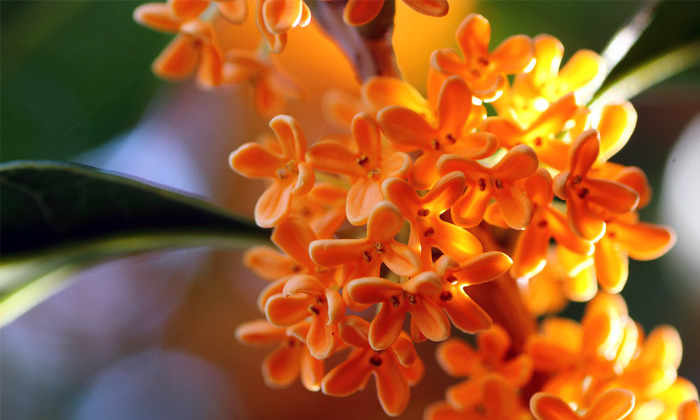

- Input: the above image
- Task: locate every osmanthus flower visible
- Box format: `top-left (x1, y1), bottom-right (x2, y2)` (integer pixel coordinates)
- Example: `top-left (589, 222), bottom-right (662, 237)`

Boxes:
top-left (481, 93), bottom-right (580, 171)
top-left (427, 252), bottom-right (512, 334)
top-left (321, 316), bottom-right (424, 417)
top-left (264, 274), bottom-right (345, 359)
top-left (432, 14), bottom-right (534, 102)
top-left (247, 217), bottom-right (341, 311)
top-left (134, 3), bottom-right (223, 86)
top-left (438, 144), bottom-right (539, 229)
top-left (255, 0), bottom-right (311, 53)
top-left (235, 319), bottom-right (324, 391)
top-left (346, 271), bottom-right (450, 350)
top-left (167, 0), bottom-right (248, 23)
top-left (530, 388), bottom-right (635, 420)
top-left (306, 113), bottom-right (412, 225)
top-left (553, 129), bottom-right (640, 241)
top-left (424, 374), bottom-right (530, 420)
top-left (591, 211), bottom-right (676, 293)
top-left (679, 401), bottom-right (700, 420)
top-left (517, 249), bottom-right (569, 316)
top-left (495, 34), bottom-right (606, 125)
top-left (508, 169), bottom-right (593, 279)
top-left (569, 102), bottom-right (638, 167)
top-left (381, 173), bottom-right (483, 266)
top-left (378, 76), bottom-right (497, 189)
top-left (229, 115), bottom-right (315, 228)
top-left (436, 325), bottom-right (533, 410)
top-left (223, 49), bottom-right (306, 117)
top-left (310, 201), bottom-right (422, 284)
top-left (342, 0), bottom-right (448, 27)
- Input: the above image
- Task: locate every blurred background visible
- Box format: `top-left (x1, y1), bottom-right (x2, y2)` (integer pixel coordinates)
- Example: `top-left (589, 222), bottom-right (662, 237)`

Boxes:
top-left (2, 1), bottom-right (699, 419)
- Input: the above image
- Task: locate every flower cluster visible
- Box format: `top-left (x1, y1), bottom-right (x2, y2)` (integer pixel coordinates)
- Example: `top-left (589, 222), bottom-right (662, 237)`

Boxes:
top-left (134, 3), bottom-right (699, 418)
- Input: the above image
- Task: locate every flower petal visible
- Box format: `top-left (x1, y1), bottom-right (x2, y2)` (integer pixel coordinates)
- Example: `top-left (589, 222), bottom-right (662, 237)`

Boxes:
top-left (375, 357), bottom-right (411, 416)
top-left (585, 178), bottom-right (639, 214)
top-left (511, 216), bottom-right (550, 279)
top-left (491, 34), bottom-right (534, 74)
top-left (153, 35), bottom-right (199, 80)
top-left (271, 217), bottom-right (316, 268)
top-left (493, 144), bottom-right (539, 182)
top-left (265, 293), bottom-right (312, 327)
top-left (369, 301), bottom-right (408, 350)
top-left (492, 183), bottom-right (534, 230)
top-left (347, 277), bottom-right (403, 304)
top-left (367, 201), bottom-right (406, 240)
top-left (229, 142), bottom-right (285, 178)
top-left (310, 238), bottom-right (367, 267)
top-left (362, 76), bottom-right (428, 113)
top-left (594, 236), bottom-right (628, 293)
top-left (402, 0), bottom-right (448, 17)
top-left (262, 342), bottom-right (302, 388)
top-left (377, 106), bottom-right (435, 150)
top-left (235, 319), bottom-right (288, 344)
top-left (384, 242), bottom-right (422, 277)
top-left (343, 0), bottom-right (384, 26)
top-left (300, 351), bottom-right (324, 391)
top-left (243, 246), bottom-right (297, 280)
top-left (410, 296), bottom-right (451, 342)
top-left (585, 389), bottom-right (635, 420)
top-left (218, 0), bottom-right (248, 23)
top-left (322, 349), bottom-right (373, 395)
top-left (307, 319), bottom-right (337, 359)
top-left (307, 140), bottom-right (363, 177)
top-left (255, 180), bottom-right (293, 228)
top-left (347, 178), bottom-right (383, 226)
top-left (134, 3), bottom-right (182, 32)
top-left (456, 14), bottom-right (491, 59)
top-left (436, 338), bottom-right (479, 376)
top-left (530, 393), bottom-right (579, 420)
top-left (262, 0), bottom-right (303, 34)
top-left (441, 286), bottom-right (492, 333)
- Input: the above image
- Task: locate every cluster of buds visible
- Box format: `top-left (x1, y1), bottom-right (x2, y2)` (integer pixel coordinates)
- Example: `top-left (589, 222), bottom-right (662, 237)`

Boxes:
top-left (134, 2), bottom-right (698, 419)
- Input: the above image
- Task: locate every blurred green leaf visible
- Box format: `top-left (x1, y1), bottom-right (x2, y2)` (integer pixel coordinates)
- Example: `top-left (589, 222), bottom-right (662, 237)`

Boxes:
top-left (0, 161), bottom-right (268, 325)
top-left (591, 0), bottom-right (700, 106)
top-left (0, 1), bottom-right (168, 162)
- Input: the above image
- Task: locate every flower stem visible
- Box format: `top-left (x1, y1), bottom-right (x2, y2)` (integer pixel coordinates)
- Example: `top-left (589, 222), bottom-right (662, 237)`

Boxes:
top-left (308, 0), bottom-right (400, 82)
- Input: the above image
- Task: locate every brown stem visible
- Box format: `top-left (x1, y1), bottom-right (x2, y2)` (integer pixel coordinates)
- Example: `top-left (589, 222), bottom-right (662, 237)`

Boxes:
top-left (466, 223), bottom-right (536, 353)
top-left (308, 0), bottom-right (400, 82)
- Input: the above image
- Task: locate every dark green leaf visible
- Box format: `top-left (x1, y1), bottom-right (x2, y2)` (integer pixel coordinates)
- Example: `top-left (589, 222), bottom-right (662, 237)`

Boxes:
top-left (0, 161), bottom-right (269, 324)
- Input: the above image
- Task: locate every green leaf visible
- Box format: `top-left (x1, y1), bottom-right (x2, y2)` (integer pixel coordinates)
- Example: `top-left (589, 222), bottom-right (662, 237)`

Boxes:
top-left (0, 161), bottom-right (269, 325)
top-left (591, 0), bottom-right (700, 106)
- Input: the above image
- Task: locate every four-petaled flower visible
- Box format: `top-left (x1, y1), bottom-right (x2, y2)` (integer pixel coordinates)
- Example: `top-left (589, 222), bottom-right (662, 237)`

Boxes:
top-left (229, 115), bottom-right (315, 228)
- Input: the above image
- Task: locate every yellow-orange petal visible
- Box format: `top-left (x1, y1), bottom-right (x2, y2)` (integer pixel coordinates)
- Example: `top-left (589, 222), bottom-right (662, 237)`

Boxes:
top-left (153, 34), bottom-right (199, 80)
top-left (292, 161), bottom-right (314, 195)
top-left (446, 379), bottom-right (481, 410)
top-left (235, 319), bottom-right (287, 344)
top-left (307, 140), bottom-right (363, 177)
top-left (300, 351), bottom-right (324, 391)
top-left (585, 389), bottom-right (635, 420)
top-left (442, 286), bottom-right (492, 333)
top-left (424, 401), bottom-right (465, 420)
top-left (375, 356), bottom-right (411, 416)
top-left (511, 217), bottom-right (550, 279)
top-left (169, 0), bottom-right (209, 19)
top-left (452, 251), bottom-right (511, 285)
top-left (243, 246), bottom-right (296, 280)
top-left (456, 14), bottom-right (491, 58)
top-left (343, 0), bottom-right (384, 26)
top-left (493, 144), bottom-right (539, 182)
top-left (134, 3), bottom-right (182, 32)
top-left (362, 76), bottom-right (428, 114)
top-left (493, 183), bottom-right (534, 230)
top-left (384, 242), bottom-right (422, 276)
top-left (492, 34), bottom-right (534, 74)
top-left (567, 195), bottom-right (605, 241)
top-left (282, 274), bottom-right (325, 297)
top-left (679, 401), bottom-right (700, 420)
top-left (255, 181), bottom-right (293, 228)
top-left (436, 338), bottom-right (479, 376)
top-left (530, 392), bottom-right (579, 420)
top-left (307, 319), bottom-right (337, 359)
top-left (424, 171), bottom-right (467, 210)
top-left (347, 178), bottom-right (383, 226)
top-left (409, 297), bottom-right (450, 342)
top-left (612, 221), bottom-right (676, 261)
top-left (257, 277), bottom-right (288, 311)
top-left (597, 102), bottom-right (636, 164)
top-left (478, 325), bottom-right (510, 365)
top-left (321, 349), bottom-right (373, 395)
top-left (377, 106), bottom-right (435, 150)
top-left (369, 301), bottom-right (408, 350)
top-left (347, 277), bottom-right (403, 304)
top-left (547, 209), bottom-right (595, 256)
top-left (638, 325), bottom-right (683, 370)
top-left (530, 34), bottom-right (564, 86)
top-left (499, 354), bottom-right (533, 387)
top-left (450, 184), bottom-right (491, 228)
top-left (367, 201), bottom-right (407, 240)
top-left (262, 342), bottom-right (302, 387)
top-left (338, 315), bottom-right (372, 349)
top-left (437, 76), bottom-right (473, 136)
top-left (594, 236), bottom-right (628, 293)
top-left (382, 177), bottom-right (421, 216)
top-left (585, 178), bottom-right (639, 214)
top-left (570, 129), bottom-right (600, 176)
top-left (271, 217), bottom-right (315, 268)
top-left (265, 293), bottom-right (312, 326)
top-left (229, 142), bottom-right (285, 178)
top-left (309, 238), bottom-right (366, 267)
top-left (402, 0), bottom-right (448, 17)
top-left (433, 221), bottom-right (484, 261)
top-left (262, 0), bottom-right (304, 34)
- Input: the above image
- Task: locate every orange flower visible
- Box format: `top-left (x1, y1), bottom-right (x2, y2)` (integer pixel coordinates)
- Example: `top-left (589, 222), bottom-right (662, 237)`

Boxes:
top-left (437, 326), bottom-right (533, 410)
top-left (382, 173), bottom-right (483, 266)
top-left (530, 388), bottom-right (635, 420)
top-left (321, 316), bottom-right (424, 417)
top-left (481, 93), bottom-right (580, 170)
top-left (592, 212), bottom-right (675, 293)
top-left (425, 375), bottom-right (528, 420)
top-left (310, 201), bottom-right (421, 281)
top-left (430, 252), bottom-right (511, 334)
top-left (439, 144), bottom-right (539, 229)
top-left (264, 274), bottom-right (344, 359)
top-left (346, 271), bottom-right (449, 349)
top-left (343, 0), bottom-right (448, 26)
top-left (223, 49), bottom-right (307, 117)
top-left (432, 14), bottom-right (534, 101)
top-left (235, 319), bottom-right (324, 391)
top-left (307, 113), bottom-right (412, 225)
top-left (679, 401), bottom-right (700, 420)
top-left (569, 102), bottom-right (637, 166)
top-left (134, 3), bottom-right (223, 86)
top-left (378, 76), bottom-right (496, 189)
top-left (496, 34), bottom-right (605, 125)
top-left (288, 182), bottom-right (347, 239)
top-left (553, 129), bottom-right (639, 241)
top-left (229, 115), bottom-right (315, 227)
top-left (510, 169), bottom-right (593, 279)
